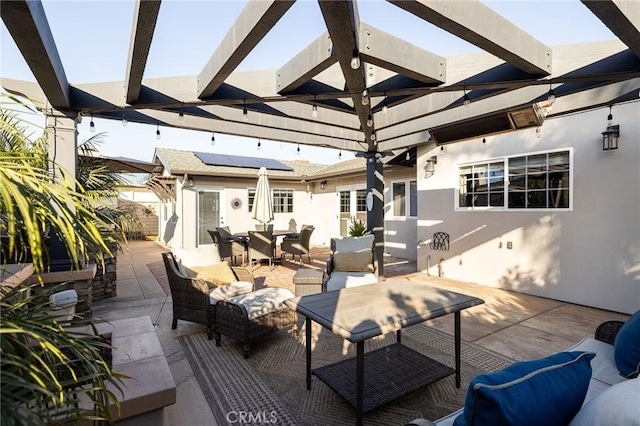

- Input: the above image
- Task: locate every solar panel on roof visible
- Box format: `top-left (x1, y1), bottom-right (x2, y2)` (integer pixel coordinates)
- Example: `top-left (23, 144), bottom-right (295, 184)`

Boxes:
top-left (194, 152), bottom-right (293, 171)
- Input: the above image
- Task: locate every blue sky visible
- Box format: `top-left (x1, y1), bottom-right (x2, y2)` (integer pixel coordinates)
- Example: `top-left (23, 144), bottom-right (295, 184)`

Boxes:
top-left (1, 0), bottom-right (617, 165)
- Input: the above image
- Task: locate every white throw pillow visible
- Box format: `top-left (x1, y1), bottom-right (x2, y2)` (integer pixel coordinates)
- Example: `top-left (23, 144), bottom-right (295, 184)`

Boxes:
top-left (172, 245), bottom-right (222, 271)
top-left (569, 378), bottom-right (640, 426)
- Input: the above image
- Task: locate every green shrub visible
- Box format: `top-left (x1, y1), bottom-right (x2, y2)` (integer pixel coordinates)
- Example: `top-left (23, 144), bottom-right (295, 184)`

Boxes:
top-left (348, 219), bottom-right (367, 237)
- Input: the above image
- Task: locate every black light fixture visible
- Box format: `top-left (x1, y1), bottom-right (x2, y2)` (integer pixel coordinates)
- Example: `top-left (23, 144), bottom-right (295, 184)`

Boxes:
top-left (156, 123), bottom-right (161, 140)
top-left (425, 156), bottom-right (438, 174)
top-left (89, 114), bottom-right (95, 132)
top-left (350, 49), bottom-right (361, 69)
top-left (320, 180), bottom-right (327, 190)
top-left (602, 105), bottom-right (620, 151)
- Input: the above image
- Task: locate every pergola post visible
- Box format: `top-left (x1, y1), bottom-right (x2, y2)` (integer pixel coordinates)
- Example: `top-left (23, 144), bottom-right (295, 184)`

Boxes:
top-left (45, 110), bottom-right (78, 271)
top-left (365, 152), bottom-right (385, 279)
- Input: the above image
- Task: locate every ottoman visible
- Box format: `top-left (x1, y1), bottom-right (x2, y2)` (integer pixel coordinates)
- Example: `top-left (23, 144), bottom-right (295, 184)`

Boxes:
top-left (214, 287), bottom-right (297, 358)
top-left (293, 269), bottom-right (325, 296)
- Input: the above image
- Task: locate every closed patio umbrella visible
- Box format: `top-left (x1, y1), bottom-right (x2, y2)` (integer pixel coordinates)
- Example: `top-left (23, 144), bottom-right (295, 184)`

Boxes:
top-left (252, 167), bottom-right (273, 231)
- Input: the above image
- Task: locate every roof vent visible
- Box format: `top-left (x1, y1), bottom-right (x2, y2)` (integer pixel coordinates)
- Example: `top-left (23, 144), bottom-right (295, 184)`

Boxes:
top-left (431, 104), bottom-right (546, 146)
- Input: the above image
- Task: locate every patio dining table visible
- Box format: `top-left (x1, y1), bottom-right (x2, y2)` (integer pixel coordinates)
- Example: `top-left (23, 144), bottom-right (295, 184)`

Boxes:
top-left (284, 280), bottom-right (485, 424)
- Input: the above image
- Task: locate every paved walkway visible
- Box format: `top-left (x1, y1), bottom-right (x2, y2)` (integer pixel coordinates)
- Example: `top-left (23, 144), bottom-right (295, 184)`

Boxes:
top-left (92, 240), bottom-right (629, 425)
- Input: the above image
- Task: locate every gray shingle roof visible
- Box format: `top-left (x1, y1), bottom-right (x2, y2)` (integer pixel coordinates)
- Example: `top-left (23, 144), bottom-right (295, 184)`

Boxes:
top-left (153, 148), bottom-right (364, 180)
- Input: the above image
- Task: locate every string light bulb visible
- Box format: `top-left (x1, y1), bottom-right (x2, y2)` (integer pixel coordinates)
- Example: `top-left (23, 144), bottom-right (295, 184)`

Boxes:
top-left (89, 114), bottom-right (95, 132)
top-left (366, 113), bottom-right (373, 127)
top-left (405, 151), bottom-right (410, 161)
top-left (156, 124), bottom-right (161, 140)
top-left (382, 92), bottom-right (388, 114)
top-left (178, 109), bottom-right (184, 123)
top-left (607, 105), bottom-right (613, 126)
top-left (338, 150), bottom-right (342, 159)
top-left (463, 88), bottom-right (471, 106)
top-left (536, 126), bottom-right (542, 138)
top-left (297, 144), bottom-right (301, 155)
top-left (257, 138), bottom-right (261, 151)
top-left (361, 89), bottom-right (369, 106)
top-left (242, 100), bottom-right (248, 121)
top-left (547, 84), bottom-right (556, 104)
top-left (350, 49), bottom-right (361, 69)
top-left (211, 131), bottom-right (215, 146)
top-left (311, 95), bottom-right (318, 118)
top-left (121, 112), bottom-right (128, 127)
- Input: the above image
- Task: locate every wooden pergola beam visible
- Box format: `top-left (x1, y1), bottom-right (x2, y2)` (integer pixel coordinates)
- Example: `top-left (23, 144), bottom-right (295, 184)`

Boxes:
top-left (276, 32), bottom-right (336, 94)
top-left (197, 0), bottom-right (295, 99)
top-left (124, 0), bottom-right (162, 105)
top-left (318, 0), bottom-right (375, 149)
top-left (581, 0), bottom-right (640, 59)
top-left (1, 0), bottom-right (70, 109)
top-left (389, 0), bottom-right (552, 76)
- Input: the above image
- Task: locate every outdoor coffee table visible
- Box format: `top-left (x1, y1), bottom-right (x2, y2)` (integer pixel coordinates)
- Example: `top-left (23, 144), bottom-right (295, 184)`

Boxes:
top-left (284, 280), bottom-right (484, 424)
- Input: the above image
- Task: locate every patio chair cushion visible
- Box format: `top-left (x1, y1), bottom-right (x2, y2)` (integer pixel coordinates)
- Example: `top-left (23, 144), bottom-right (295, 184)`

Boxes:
top-left (333, 235), bottom-right (374, 253)
top-left (183, 261), bottom-right (238, 288)
top-left (332, 252), bottom-right (374, 272)
top-left (325, 271), bottom-right (378, 292)
top-left (613, 309), bottom-right (640, 378)
top-left (226, 287), bottom-right (295, 320)
top-left (172, 246), bottom-right (222, 272)
top-left (209, 281), bottom-right (254, 305)
top-left (453, 351), bottom-right (595, 426)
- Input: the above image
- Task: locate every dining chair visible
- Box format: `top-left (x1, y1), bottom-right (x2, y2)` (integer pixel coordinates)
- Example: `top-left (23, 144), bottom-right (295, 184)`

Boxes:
top-left (209, 228), bottom-right (246, 266)
top-left (281, 225), bottom-right (315, 264)
top-left (248, 230), bottom-right (276, 267)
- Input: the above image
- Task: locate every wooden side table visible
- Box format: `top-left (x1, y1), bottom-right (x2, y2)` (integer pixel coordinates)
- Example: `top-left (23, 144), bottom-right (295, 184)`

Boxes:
top-left (293, 269), bottom-right (325, 296)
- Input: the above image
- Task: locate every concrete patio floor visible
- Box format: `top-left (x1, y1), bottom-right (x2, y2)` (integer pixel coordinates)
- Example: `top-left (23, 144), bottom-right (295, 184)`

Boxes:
top-left (91, 240), bottom-right (630, 425)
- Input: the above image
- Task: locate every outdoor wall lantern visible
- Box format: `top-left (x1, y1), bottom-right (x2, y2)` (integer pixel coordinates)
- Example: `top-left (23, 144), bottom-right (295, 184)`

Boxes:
top-left (425, 156), bottom-right (438, 173)
top-left (320, 180), bottom-right (327, 190)
top-left (188, 177), bottom-right (194, 188)
top-left (601, 106), bottom-right (619, 151)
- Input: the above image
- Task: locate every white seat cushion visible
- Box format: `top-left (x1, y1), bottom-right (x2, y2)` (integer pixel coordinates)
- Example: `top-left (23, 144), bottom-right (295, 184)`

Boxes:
top-left (568, 338), bottom-right (625, 387)
top-left (569, 378), bottom-right (640, 426)
top-left (333, 235), bottom-right (374, 253)
top-left (226, 287), bottom-right (295, 320)
top-left (209, 281), bottom-right (254, 305)
top-left (172, 245), bottom-right (222, 274)
top-left (325, 272), bottom-right (378, 292)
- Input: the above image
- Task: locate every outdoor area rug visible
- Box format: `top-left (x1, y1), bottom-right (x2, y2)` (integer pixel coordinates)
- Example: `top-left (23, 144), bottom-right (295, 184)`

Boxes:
top-left (178, 322), bottom-right (515, 425)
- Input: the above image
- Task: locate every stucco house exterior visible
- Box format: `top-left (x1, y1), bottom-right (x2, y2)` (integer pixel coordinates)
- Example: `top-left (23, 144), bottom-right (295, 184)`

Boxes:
top-left (416, 102), bottom-right (639, 315)
top-left (148, 101), bottom-right (638, 315)
top-left (149, 148), bottom-right (417, 256)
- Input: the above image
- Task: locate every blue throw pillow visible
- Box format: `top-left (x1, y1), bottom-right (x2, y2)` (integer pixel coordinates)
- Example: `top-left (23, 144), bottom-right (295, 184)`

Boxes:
top-left (453, 351), bottom-right (595, 426)
top-left (614, 310), bottom-right (640, 378)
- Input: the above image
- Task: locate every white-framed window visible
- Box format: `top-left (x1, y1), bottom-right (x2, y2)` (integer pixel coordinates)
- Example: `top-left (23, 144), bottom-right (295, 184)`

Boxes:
top-left (273, 189), bottom-right (294, 213)
top-left (457, 149), bottom-right (572, 210)
top-left (392, 180), bottom-right (417, 217)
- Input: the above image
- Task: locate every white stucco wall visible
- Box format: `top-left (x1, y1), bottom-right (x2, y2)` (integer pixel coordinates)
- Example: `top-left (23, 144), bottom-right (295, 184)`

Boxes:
top-left (416, 102), bottom-right (640, 314)
top-left (384, 167), bottom-right (419, 260)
